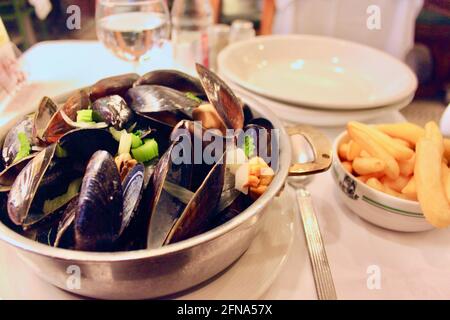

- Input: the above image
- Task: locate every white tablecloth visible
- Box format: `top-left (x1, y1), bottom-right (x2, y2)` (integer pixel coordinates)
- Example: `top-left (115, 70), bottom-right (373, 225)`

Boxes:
top-left (2, 41), bottom-right (450, 300)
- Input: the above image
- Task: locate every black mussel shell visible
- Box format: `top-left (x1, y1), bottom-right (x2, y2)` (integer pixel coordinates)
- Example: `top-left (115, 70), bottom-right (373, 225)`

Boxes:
top-left (54, 196), bottom-right (77, 248)
top-left (90, 73), bottom-right (139, 101)
top-left (74, 151), bottom-right (123, 251)
top-left (33, 96), bottom-right (58, 144)
top-left (120, 163), bottom-right (145, 235)
top-left (7, 144), bottom-right (57, 226)
top-left (242, 104), bottom-right (254, 126)
top-left (145, 141), bottom-right (194, 249)
top-left (0, 155), bottom-right (35, 192)
top-left (134, 70), bottom-right (205, 96)
top-left (196, 63), bottom-right (244, 131)
top-left (92, 95), bottom-right (134, 130)
top-left (42, 90), bottom-right (90, 143)
top-left (127, 85), bottom-right (201, 115)
top-left (165, 153), bottom-right (226, 245)
top-left (2, 116), bottom-right (33, 167)
top-left (59, 128), bottom-right (118, 161)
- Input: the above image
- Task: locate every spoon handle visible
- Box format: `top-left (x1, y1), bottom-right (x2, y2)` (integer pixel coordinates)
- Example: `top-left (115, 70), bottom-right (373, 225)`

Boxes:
top-left (295, 186), bottom-right (337, 300)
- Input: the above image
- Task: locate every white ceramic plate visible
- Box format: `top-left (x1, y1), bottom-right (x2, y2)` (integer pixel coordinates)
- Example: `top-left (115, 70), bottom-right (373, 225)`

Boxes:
top-left (218, 35), bottom-right (417, 110)
top-left (222, 74), bottom-right (414, 127)
top-left (0, 190), bottom-right (295, 300)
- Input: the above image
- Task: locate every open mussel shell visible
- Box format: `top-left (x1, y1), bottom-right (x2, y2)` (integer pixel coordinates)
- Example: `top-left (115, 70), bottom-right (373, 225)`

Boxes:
top-left (90, 73), bottom-right (139, 101)
top-left (0, 155), bottom-right (35, 192)
top-left (145, 141), bottom-right (194, 249)
top-left (33, 96), bottom-right (58, 144)
top-left (134, 70), bottom-right (206, 96)
top-left (2, 116), bottom-right (33, 167)
top-left (92, 95), bottom-right (134, 130)
top-left (120, 163), bottom-right (145, 235)
top-left (54, 196), bottom-right (77, 248)
top-left (196, 63), bottom-right (244, 131)
top-left (127, 85), bottom-right (201, 114)
top-left (7, 144), bottom-right (57, 226)
top-left (59, 128), bottom-right (118, 161)
top-left (165, 153), bottom-right (225, 245)
top-left (74, 150), bottom-right (123, 251)
top-left (42, 90), bottom-right (90, 143)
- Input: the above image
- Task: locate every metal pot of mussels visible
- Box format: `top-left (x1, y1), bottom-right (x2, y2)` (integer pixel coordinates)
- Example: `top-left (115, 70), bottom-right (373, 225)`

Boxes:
top-left (0, 66), bottom-right (328, 299)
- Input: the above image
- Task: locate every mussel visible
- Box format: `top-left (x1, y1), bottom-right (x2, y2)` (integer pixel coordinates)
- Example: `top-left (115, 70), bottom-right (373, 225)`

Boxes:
top-left (74, 150), bottom-right (123, 251)
top-left (134, 70), bottom-right (205, 96)
top-left (42, 90), bottom-right (90, 143)
top-left (33, 97), bottom-right (58, 144)
top-left (90, 73), bottom-right (139, 101)
top-left (2, 116), bottom-right (33, 167)
top-left (92, 95), bottom-right (134, 130)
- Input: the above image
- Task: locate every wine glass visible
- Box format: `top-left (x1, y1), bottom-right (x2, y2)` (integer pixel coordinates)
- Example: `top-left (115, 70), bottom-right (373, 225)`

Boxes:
top-left (96, 0), bottom-right (171, 71)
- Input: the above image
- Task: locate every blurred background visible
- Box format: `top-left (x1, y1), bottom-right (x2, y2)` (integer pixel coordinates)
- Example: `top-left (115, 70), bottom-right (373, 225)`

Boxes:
top-left (1, 0), bottom-right (449, 102)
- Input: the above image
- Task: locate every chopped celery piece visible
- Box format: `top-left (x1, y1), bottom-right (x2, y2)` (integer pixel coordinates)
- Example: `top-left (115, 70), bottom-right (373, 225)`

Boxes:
top-left (13, 132), bottom-right (31, 163)
top-left (131, 133), bottom-right (143, 149)
top-left (42, 178), bottom-right (82, 215)
top-left (131, 139), bottom-right (158, 163)
top-left (244, 135), bottom-right (255, 158)
top-left (109, 127), bottom-right (124, 142)
top-left (76, 109), bottom-right (93, 123)
top-left (118, 131), bottom-right (132, 155)
top-left (186, 92), bottom-right (202, 103)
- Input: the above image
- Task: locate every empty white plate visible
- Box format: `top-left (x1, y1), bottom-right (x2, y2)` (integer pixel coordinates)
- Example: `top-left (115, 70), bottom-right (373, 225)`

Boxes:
top-left (218, 35), bottom-right (417, 110)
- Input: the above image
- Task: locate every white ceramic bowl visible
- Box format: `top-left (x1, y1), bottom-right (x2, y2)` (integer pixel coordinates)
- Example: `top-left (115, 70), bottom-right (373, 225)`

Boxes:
top-left (332, 131), bottom-right (433, 232)
top-left (218, 35), bottom-right (418, 110)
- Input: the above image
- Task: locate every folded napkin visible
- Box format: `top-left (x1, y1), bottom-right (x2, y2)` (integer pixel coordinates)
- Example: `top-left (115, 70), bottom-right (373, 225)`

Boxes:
top-left (273, 0), bottom-right (423, 60)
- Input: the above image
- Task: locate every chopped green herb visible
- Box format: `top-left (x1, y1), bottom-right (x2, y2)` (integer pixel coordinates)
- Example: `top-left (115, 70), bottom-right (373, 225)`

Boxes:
top-left (13, 132), bottom-right (31, 163)
top-left (131, 139), bottom-right (158, 163)
top-left (244, 135), bottom-right (255, 158)
top-left (109, 127), bottom-right (124, 142)
top-left (186, 92), bottom-right (202, 103)
top-left (76, 109), bottom-right (94, 123)
top-left (134, 129), bottom-right (143, 137)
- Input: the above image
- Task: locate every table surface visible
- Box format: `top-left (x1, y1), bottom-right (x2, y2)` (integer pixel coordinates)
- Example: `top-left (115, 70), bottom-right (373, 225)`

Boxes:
top-left (2, 40), bottom-right (450, 300)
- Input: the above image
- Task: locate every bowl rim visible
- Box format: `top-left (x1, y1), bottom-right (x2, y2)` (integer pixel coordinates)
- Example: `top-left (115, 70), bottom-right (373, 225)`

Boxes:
top-left (218, 34), bottom-right (418, 110)
top-left (333, 130), bottom-right (421, 207)
top-left (0, 88), bottom-right (291, 262)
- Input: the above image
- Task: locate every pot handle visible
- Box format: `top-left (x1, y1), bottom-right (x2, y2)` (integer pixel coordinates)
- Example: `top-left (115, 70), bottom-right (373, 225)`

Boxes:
top-left (286, 125), bottom-right (333, 176)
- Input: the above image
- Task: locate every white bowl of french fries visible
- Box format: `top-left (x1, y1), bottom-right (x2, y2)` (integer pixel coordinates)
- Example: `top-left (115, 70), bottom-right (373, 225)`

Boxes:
top-left (332, 121), bottom-right (450, 232)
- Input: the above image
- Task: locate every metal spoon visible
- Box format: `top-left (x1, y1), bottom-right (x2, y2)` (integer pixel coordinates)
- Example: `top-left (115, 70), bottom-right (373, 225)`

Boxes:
top-left (287, 125), bottom-right (337, 300)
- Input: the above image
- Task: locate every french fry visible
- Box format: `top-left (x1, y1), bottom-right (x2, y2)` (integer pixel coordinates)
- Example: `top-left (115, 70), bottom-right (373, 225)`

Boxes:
top-left (353, 157), bottom-right (385, 176)
top-left (342, 161), bottom-right (353, 173)
top-left (378, 122), bottom-right (450, 161)
top-left (441, 164), bottom-right (450, 203)
top-left (425, 122), bottom-right (444, 156)
top-left (401, 176), bottom-right (417, 200)
top-left (360, 150), bottom-right (371, 158)
top-left (349, 122), bottom-right (414, 161)
top-left (393, 138), bottom-right (412, 148)
top-left (347, 124), bottom-right (400, 179)
top-left (357, 172), bottom-right (385, 183)
top-left (415, 136), bottom-right (450, 228)
top-left (381, 175), bottom-right (409, 193)
top-left (347, 140), bottom-right (362, 161)
top-left (383, 184), bottom-right (402, 197)
top-left (366, 177), bottom-right (384, 192)
top-left (398, 154), bottom-right (415, 177)
top-left (339, 142), bottom-right (349, 160)
top-left (377, 123), bottom-right (424, 145)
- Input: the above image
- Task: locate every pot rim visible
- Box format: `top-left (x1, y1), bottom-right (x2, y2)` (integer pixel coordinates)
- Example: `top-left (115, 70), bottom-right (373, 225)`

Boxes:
top-left (0, 88), bottom-right (291, 262)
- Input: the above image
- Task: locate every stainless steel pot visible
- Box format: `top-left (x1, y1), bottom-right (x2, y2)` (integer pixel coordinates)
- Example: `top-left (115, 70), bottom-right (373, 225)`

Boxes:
top-left (0, 90), bottom-right (292, 299)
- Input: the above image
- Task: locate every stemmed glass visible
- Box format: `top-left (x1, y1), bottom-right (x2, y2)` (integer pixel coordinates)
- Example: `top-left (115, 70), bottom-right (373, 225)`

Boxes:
top-left (96, 0), bottom-right (171, 72)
